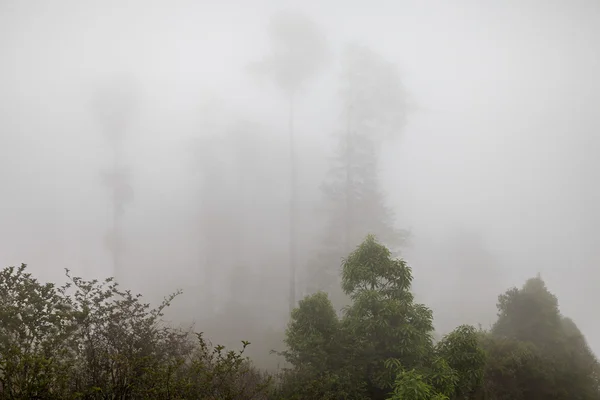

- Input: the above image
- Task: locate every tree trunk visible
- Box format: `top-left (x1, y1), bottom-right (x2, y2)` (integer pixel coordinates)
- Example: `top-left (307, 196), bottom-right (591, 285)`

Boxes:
top-left (289, 94), bottom-right (297, 313)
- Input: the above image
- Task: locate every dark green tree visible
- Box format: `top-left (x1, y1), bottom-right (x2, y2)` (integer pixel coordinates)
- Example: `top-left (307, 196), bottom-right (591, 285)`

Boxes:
top-left (276, 292), bottom-right (367, 399)
top-left (486, 276), bottom-right (600, 399)
top-left (434, 325), bottom-right (486, 399)
top-left (282, 236), bottom-right (488, 400)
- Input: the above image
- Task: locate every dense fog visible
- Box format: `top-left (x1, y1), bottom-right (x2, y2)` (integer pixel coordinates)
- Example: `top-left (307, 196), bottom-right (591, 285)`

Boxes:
top-left (1, 0), bottom-right (599, 365)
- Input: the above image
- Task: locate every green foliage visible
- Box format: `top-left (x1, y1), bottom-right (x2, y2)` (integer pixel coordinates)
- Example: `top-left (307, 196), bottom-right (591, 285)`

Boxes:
top-left (274, 366), bottom-right (369, 400)
top-left (278, 236), bottom-right (600, 400)
top-left (3, 239), bottom-right (599, 400)
top-left (484, 277), bottom-right (600, 400)
top-left (282, 292), bottom-right (340, 369)
top-left (281, 236), bottom-right (462, 400)
top-left (386, 368), bottom-right (449, 400)
top-left (478, 334), bottom-right (545, 400)
top-left (341, 235), bottom-right (435, 397)
top-left (493, 276), bottom-right (562, 348)
top-left (435, 325), bottom-right (486, 399)
top-left (0, 264), bottom-right (75, 398)
top-left (0, 264), bottom-right (272, 399)
top-left (276, 292), bottom-right (368, 399)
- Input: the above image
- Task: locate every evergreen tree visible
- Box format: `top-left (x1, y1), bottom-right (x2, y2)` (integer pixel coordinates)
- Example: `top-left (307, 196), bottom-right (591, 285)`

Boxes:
top-left (307, 44), bottom-right (407, 307)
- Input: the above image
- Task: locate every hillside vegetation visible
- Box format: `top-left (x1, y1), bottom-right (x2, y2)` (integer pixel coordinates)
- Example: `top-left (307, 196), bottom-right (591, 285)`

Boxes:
top-left (0, 235), bottom-right (597, 399)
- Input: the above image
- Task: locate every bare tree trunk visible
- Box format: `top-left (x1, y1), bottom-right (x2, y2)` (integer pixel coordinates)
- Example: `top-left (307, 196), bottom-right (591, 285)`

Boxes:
top-left (289, 94), bottom-right (297, 314)
top-left (112, 143), bottom-right (122, 284)
top-left (344, 110), bottom-right (353, 255)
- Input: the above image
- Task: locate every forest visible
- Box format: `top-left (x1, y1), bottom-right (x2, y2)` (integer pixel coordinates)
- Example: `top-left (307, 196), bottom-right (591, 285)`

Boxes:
top-left (2, 3), bottom-right (600, 400)
top-left (1, 236), bottom-right (598, 399)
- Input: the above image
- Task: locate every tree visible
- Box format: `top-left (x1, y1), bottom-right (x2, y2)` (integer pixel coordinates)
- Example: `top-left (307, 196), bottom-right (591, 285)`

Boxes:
top-left (282, 292), bottom-right (341, 371)
top-left (485, 276), bottom-right (600, 399)
top-left (492, 275), bottom-right (562, 348)
top-left (280, 236), bottom-right (487, 400)
top-left (91, 75), bottom-right (139, 284)
top-left (251, 11), bottom-right (329, 313)
top-left (434, 325), bottom-right (486, 399)
top-left (307, 44), bottom-right (408, 308)
top-left (341, 235), bottom-right (434, 398)
top-left (275, 291), bottom-right (368, 399)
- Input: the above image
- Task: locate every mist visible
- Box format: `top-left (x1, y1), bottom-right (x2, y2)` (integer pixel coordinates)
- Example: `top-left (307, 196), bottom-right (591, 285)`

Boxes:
top-left (1, 0), bottom-right (599, 363)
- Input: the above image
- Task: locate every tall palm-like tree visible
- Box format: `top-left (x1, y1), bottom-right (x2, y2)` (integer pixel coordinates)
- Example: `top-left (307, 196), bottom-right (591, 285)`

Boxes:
top-left (250, 12), bottom-right (329, 312)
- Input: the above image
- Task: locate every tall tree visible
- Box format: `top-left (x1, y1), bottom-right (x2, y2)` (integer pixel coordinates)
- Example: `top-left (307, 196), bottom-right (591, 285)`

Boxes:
top-left (195, 132), bottom-right (236, 316)
top-left (307, 44), bottom-right (407, 307)
top-left (193, 110), bottom-right (291, 321)
top-left (91, 76), bottom-right (138, 283)
top-left (251, 11), bottom-right (329, 312)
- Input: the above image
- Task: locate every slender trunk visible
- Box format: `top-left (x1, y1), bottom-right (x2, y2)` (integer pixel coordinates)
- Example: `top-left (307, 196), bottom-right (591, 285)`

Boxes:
top-left (344, 63), bottom-right (355, 258)
top-left (345, 109), bottom-right (353, 254)
top-left (231, 151), bottom-right (245, 306)
top-left (112, 142), bottom-right (122, 284)
top-left (289, 93), bottom-right (297, 314)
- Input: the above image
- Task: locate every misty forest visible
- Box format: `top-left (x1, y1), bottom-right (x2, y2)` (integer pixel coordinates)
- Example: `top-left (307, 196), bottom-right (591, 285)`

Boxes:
top-left (1, 1), bottom-right (600, 399)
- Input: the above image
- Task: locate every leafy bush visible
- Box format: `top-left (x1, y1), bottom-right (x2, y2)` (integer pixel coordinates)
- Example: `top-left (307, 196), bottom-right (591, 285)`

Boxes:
top-left (0, 264), bottom-right (272, 400)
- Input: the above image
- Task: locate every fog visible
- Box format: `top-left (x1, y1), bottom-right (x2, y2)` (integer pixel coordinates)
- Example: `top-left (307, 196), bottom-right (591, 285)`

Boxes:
top-left (1, 0), bottom-right (599, 363)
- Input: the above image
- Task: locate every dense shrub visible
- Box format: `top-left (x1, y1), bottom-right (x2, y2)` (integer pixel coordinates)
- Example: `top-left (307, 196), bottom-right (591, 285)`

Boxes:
top-left (0, 264), bottom-right (271, 400)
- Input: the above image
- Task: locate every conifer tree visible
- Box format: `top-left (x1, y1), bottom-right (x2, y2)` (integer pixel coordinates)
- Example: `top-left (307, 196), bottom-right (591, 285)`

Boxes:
top-left (307, 44), bottom-right (407, 307)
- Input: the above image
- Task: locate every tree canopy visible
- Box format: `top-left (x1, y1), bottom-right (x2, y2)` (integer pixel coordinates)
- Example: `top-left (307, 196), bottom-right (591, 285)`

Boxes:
top-left (1, 236), bottom-right (597, 399)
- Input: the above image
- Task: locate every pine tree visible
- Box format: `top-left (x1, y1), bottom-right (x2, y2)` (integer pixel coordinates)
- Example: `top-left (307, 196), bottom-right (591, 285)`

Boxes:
top-left (306, 44), bottom-right (408, 308)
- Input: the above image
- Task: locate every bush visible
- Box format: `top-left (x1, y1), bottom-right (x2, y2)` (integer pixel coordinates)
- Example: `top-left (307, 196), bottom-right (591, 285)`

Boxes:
top-left (0, 264), bottom-right (272, 399)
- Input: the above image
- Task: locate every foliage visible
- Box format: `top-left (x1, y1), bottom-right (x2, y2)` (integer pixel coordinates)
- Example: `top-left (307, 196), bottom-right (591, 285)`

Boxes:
top-left (0, 264), bottom-right (75, 398)
top-left (485, 276), bottom-right (600, 400)
top-left (2, 237), bottom-right (599, 400)
top-left (0, 264), bottom-right (272, 400)
top-left (341, 235), bottom-right (435, 397)
top-left (279, 235), bottom-right (600, 400)
top-left (386, 368), bottom-right (450, 400)
top-left (492, 276), bottom-right (562, 348)
top-left (434, 325), bottom-right (486, 399)
top-left (281, 236), bottom-right (476, 400)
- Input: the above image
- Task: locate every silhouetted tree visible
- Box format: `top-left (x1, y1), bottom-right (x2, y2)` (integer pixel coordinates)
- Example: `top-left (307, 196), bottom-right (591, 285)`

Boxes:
top-left (484, 276), bottom-right (600, 399)
top-left (307, 45), bottom-right (407, 308)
